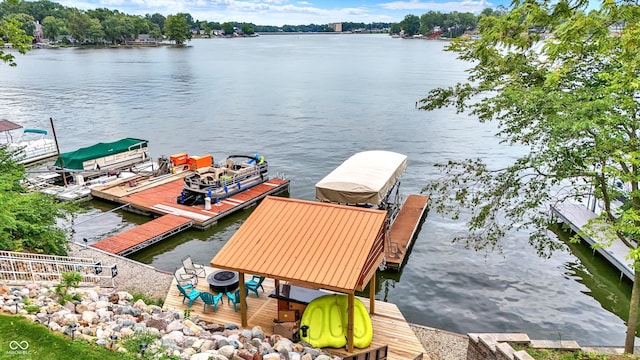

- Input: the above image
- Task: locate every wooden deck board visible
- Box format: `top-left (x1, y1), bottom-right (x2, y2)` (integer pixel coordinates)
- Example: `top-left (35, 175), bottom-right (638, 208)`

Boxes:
top-left (386, 195), bottom-right (429, 270)
top-left (91, 214), bottom-right (192, 254)
top-left (91, 176), bottom-right (290, 228)
top-left (164, 266), bottom-right (427, 360)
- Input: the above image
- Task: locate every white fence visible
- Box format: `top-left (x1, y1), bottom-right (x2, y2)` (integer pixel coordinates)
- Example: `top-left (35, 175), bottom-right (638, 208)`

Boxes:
top-left (0, 250), bottom-right (118, 287)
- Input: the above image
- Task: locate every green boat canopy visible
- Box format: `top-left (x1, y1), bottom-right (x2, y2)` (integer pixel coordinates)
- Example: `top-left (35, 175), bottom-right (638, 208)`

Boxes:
top-left (54, 138), bottom-right (148, 170)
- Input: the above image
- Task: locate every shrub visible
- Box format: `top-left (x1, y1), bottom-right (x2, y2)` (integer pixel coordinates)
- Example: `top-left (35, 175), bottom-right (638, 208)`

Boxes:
top-left (55, 271), bottom-right (82, 305)
top-left (131, 292), bottom-right (164, 307)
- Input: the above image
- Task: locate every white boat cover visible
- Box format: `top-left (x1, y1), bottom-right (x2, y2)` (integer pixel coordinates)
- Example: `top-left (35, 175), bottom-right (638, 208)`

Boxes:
top-left (315, 150), bottom-right (408, 205)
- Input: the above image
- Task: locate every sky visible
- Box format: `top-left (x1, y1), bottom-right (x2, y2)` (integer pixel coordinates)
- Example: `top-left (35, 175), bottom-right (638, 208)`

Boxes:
top-left (52, 0), bottom-right (506, 26)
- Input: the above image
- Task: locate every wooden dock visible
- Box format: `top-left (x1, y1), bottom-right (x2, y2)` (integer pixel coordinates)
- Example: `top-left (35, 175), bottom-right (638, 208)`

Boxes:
top-left (385, 194), bottom-right (429, 270)
top-left (550, 201), bottom-right (633, 281)
top-left (92, 214), bottom-right (193, 255)
top-left (164, 266), bottom-right (427, 360)
top-left (91, 176), bottom-right (290, 229)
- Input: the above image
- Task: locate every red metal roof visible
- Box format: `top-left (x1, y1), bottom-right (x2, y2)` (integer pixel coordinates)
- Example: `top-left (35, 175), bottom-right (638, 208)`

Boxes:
top-left (210, 196), bottom-right (387, 293)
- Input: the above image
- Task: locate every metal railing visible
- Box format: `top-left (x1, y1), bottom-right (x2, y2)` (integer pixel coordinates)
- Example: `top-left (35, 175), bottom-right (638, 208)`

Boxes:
top-left (0, 250), bottom-right (118, 287)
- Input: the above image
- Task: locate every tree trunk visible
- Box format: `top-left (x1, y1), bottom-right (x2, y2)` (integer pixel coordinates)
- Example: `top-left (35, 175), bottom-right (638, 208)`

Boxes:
top-left (625, 263), bottom-right (640, 353)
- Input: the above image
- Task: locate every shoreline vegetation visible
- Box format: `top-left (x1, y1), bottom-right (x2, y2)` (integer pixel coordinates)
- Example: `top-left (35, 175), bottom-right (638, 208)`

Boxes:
top-left (1, 0), bottom-right (481, 50)
top-left (28, 32), bottom-right (452, 51)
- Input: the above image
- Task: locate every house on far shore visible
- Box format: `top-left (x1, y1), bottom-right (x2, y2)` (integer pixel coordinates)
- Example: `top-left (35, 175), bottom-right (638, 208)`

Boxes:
top-left (125, 34), bottom-right (160, 45)
top-left (328, 22), bottom-right (342, 32)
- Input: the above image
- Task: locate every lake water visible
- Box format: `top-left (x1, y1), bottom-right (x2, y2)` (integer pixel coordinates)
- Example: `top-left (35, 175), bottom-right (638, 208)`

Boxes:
top-left (0, 34), bottom-right (633, 346)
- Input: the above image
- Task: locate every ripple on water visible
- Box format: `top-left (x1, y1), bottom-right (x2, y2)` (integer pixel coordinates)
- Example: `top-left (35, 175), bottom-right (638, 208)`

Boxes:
top-left (3, 36), bottom-right (634, 346)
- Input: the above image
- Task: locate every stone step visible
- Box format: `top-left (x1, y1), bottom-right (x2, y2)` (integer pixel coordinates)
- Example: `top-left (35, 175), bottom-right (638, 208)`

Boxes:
top-left (529, 339), bottom-right (581, 351)
top-left (478, 334), bottom-right (498, 352)
top-left (514, 350), bottom-right (535, 360)
top-left (496, 342), bottom-right (515, 358)
top-left (468, 333), bottom-right (531, 344)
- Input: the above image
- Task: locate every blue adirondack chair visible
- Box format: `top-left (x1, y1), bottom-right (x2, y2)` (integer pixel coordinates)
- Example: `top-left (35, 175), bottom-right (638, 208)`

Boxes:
top-left (226, 288), bottom-right (249, 312)
top-left (245, 275), bottom-right (265, 297)
top-left (176, 283), bottom-right (201, 307)
top-left (199, 292), bottom-right (224, 313)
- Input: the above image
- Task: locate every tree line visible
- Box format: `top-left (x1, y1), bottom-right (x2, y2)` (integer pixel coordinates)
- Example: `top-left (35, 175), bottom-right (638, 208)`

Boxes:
top-left (394, 7), bottom-right (507, 38)
top-left (0, 0), bottom-right (505, 47)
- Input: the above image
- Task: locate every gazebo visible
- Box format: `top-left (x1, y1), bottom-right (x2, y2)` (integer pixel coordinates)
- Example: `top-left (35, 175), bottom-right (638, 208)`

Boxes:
top-left (210, 196), bottom-right (387, 352)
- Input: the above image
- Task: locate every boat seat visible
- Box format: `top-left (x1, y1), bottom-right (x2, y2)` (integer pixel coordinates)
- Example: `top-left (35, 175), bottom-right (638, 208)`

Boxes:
top-left (236, 167), bottom-right (255, 176)
top-left (196, 167), bottom-right (212, 174)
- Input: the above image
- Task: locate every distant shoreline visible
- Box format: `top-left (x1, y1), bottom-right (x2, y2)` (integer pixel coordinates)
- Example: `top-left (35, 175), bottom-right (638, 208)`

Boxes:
top-left (256, 31), bottom-right (383, 36)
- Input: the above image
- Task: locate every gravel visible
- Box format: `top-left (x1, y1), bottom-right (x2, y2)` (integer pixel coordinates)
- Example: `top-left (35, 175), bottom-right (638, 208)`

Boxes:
top-left (68, 243), bottom-right (172, 300)
top-left (411, 325), bottom-right (470, 360)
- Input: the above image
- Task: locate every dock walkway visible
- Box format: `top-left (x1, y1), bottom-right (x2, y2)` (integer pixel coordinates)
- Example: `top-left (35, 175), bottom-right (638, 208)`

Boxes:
top-left (385, 194), bottom-right (429, 270)
top-left (550, 201), bottom-right (633, 281)
top-left (92, 214), bottom-right (193, 256)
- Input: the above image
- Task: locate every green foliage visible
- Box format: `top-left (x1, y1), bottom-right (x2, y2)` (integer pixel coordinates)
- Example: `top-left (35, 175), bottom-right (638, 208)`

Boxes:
top-left (0, 148), bottom-right (74, 255)
top-left (145, 13), bottom-right (165, 33)
top-left (240, 24), bottom-right (254, 36)
top-left (165, 13), bottom-right (191, 44)
top-left (389, 23), bottom-right (401, 35)
top-left (422, 0), bottom-right (640, 257)
top-left (221, 22), bottom-right (233, 36)
top-left (420, 0), bottom-right (640, 353)
top-left (512, 343), bottom-right (639, 359)
top-left (419, 11), bottom-right (477, 37)
top-left (25, 304), bottom-right (41, 314)
top-left (183, 308), bottom-right (191, 319)
top-left (121, 330), bottom-right (160, 355)
top-left (0, 17), bottom-right (33, 66)
top-left (7, 12), bottom-right (35, 35)
top-left (121, 330), bottom-right (180, 359)
top-left (66, 9), bottom-right (92, 43)
top-left (400, 14), bottom-right (420, 36)
top-left (131, 292), bottom-right (164, 307)
top-left (42, 15), bottom-right (67, 40)
top-left (0, 313), bottom-right (140, 359)
top-left (54, 271), bottom-right (82, 305)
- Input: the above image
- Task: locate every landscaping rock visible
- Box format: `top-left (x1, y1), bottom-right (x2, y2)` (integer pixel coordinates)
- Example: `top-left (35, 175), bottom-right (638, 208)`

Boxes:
top-left (218, 344), bottom-right (236, 359)
top-left (146, 317), bottom-right (167, 331)
top-left (0, 283), bottom-right (335, 360)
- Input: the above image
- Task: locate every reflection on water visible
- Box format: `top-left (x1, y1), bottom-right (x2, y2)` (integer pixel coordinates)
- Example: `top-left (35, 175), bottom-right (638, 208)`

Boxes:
top-left (551, 224), bottom-right (634, 332)
top-left (2, 35), bottom-right (635, 345)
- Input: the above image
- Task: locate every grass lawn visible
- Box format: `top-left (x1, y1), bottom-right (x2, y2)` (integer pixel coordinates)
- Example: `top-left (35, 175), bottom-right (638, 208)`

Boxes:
top-left (0, 314), bottom-right (137, 360)
top-left (517, 346), bottom-right (640, 360)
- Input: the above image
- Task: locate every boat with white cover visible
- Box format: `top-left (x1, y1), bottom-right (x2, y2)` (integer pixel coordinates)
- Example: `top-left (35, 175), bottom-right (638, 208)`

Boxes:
top-left (315, 150), bottom-right (407, 221)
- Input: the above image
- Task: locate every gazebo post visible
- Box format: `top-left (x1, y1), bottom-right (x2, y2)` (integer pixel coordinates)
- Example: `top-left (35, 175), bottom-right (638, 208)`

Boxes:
top-left (347, 292), bottom-right (355, 352)
top-left (239, 272), bottom-right (247, 327)
top-left (369, 275), bottom-right (375, 314)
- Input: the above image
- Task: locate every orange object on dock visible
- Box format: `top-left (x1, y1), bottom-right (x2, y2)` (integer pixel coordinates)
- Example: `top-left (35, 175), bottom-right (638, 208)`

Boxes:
top-left (89, 171), bottom-right (290, 254)
top-left (91, 214), bottom-right (193, 255)
top-left (170, 153), bottom-right (189, 166)
top-left (385, 194), bottom-right (429, 270)
top-left (188, 155), bottom-right (213, 170)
